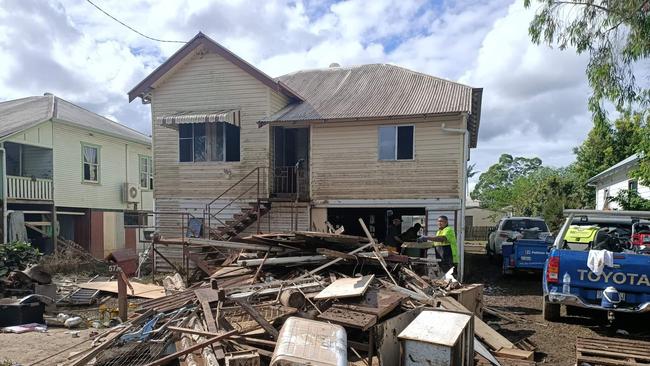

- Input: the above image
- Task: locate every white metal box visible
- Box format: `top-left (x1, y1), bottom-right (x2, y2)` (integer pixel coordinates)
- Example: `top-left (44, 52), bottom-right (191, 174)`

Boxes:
top-left (271, 317), bottom-right (347, 366)
top-left (398, 309), bottom-right (474, 366)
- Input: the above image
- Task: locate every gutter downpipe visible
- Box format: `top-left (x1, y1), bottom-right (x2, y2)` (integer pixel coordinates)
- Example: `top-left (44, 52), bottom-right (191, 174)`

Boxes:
top-left (442, 117), bottom-right (469, 282)
top-left (1, 144), bottom-right (7, 243)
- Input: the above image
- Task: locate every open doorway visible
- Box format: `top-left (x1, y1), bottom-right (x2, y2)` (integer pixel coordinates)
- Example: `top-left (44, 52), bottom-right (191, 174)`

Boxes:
top-left (272, 127), bottom-right (309, 200)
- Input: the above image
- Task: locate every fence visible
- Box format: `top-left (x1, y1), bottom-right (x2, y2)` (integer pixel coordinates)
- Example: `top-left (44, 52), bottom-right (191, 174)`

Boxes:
top-left (465, 226), bottom-right (493, 241)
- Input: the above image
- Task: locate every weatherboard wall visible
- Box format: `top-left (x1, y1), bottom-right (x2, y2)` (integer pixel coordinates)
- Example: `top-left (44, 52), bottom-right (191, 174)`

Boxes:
top-left (52, 123), bottom-right (153, 210)
top-left (5, 120), bottom-right (53, 148)
top-left (595, 169), bottom-right (650, 210)
top-left (309, 115), bottom-right (465, 201)
top-left (150, 46), bottom-right (290, 202)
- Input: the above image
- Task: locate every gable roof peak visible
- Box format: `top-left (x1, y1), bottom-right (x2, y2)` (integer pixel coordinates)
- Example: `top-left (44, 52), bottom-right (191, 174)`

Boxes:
top-left (128, 32), bottom-right (303, 103)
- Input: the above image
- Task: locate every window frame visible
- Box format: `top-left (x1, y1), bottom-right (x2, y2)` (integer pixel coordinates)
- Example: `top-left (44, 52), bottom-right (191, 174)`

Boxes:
top-left (81, 142), bottom-right (101, 184)
top-left (377, 124), bottom-right (415, 161)
top-left (628, 179), bottom-right (638, 192)
top-left (178, 122), bottom-right (241, 163)
top-left (139, 155), bottom-right (154, 190)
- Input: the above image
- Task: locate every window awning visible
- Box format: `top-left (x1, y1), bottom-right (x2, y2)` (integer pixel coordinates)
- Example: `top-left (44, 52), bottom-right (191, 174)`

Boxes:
top-left (158, 109), bottom-right (240, 127)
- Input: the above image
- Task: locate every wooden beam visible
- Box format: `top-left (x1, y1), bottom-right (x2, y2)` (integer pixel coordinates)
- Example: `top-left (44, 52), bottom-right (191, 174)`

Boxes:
top-left (194, 289), bottom-right (220, 333)
top-left (142, 330), bottom-right (237, 366)
top-left (295, 242), bottom-right (374, 280)
top-left (168, 326), bottom-right (277, 347)
top-left (232, 298), bottom-right (279, 340)
top-left (316, 248), bottom-right (356, 260)
top-left (358, 218), bottom-right (398, 285)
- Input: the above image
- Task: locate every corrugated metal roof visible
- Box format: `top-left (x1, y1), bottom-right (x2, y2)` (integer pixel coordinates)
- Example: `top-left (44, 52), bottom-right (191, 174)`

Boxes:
top-left (0, 96), bottom-right (53, 139)
top-left (0, 95), bottom-right (151, 145)
top-left (157, 109), bottom-right (240, 126)
top-left (261, 64), bottom-right (481, 147)
top-left (587, 153), bottom-right (641, 184)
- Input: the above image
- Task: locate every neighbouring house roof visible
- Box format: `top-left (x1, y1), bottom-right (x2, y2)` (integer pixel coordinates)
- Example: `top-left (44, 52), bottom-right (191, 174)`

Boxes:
top-left (587, 153), bottom-right (641, 184)
top-left (262, 64), bottom-right (482, 147)
top-left (0, 94), bottom-right (151, 145)
top-left (128, 32), bottom-right (303, 103)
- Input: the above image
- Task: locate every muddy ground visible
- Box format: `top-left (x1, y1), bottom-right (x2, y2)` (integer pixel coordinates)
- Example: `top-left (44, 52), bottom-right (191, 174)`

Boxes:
top-left (464, 243), bottom-right (650, 365)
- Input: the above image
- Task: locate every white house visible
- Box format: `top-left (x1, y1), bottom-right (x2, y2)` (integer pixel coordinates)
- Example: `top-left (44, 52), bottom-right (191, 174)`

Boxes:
top-left (588, 153), bottom-right (650, 210)
top-left (0, 94), bottom-right (154, 257)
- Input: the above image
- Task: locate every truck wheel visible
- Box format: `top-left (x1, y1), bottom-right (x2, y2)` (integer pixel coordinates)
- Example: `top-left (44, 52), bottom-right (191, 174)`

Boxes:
top-left (487, 243), bottom-right (497, 264)
top-left (542, 296), bottom-right (561, 322)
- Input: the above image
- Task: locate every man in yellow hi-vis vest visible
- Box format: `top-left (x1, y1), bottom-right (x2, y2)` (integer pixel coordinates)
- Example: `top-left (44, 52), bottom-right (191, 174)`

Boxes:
top-left (422, 215), bottom-right (458, 272)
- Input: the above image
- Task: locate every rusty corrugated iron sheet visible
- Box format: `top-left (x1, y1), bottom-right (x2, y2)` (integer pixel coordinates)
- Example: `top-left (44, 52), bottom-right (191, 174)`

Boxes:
top-left (261, 64), bottom-right (482, 147)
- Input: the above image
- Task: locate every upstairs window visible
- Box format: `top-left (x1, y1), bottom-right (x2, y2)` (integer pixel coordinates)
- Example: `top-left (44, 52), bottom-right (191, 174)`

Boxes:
top-left (82, 144), bottom-right (100, 183)
top-left (628, 179), bottom-right (638, 192)
top-left (140, 155), bottom-right (153, 190)
top-left (378, 125), bottom-right (414, 160)
top-left (179, 122), bottom-right (240, 162)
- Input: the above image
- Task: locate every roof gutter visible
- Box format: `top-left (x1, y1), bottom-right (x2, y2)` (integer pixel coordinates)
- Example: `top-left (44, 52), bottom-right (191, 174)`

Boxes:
top-left (257, 111), bottom-right (464, 128)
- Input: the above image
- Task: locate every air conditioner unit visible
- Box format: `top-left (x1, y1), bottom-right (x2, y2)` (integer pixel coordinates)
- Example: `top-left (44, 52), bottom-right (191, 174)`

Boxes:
top-left (123, 183), bottom-right (140, 203)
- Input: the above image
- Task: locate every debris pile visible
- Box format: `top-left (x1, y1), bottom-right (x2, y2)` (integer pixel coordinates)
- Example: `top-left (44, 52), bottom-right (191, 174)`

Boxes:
top-left (8, 220), bottom-right (532, 366)
top-left (1, 220), bottom-right (538, 365)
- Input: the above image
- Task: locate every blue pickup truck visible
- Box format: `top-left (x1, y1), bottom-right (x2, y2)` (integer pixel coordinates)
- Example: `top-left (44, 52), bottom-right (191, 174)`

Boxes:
top-left (542, 210), bottom-right (650, 322)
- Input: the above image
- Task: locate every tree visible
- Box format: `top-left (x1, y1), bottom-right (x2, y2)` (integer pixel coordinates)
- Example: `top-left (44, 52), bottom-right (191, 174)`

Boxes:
top-left (525, 0), bottom-right (650, 186)
top-left (472, 154), bottom-right (583, 231)
top-left (572, 110), bottom-right (647, 205)
top-left (611, 189), bottom-right (650, 210)
top-left (471, 154), bottom-right (543, 209)
top-left (525, 0), bottom-right (650, 112)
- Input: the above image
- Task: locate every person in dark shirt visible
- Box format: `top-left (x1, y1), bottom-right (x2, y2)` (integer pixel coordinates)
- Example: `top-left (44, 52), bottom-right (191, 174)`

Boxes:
top-left (385, 218), bottom-right (402, 251)
top-left (400, 223), bottom-right (422, 242)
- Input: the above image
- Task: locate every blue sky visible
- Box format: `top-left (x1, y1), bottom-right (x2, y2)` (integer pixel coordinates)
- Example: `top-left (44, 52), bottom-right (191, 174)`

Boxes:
top-left (0, 0), bottom-right (594, 189)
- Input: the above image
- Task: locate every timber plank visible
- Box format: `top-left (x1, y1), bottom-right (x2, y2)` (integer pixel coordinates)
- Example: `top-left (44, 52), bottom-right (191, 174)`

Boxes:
top-left (315, 275), bottom-right (374, 300)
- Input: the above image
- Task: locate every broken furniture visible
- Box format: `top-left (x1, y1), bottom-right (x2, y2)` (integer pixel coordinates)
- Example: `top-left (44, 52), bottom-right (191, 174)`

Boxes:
top-left (398, 309), bottom-right (474, 366)
top-left (0, 295), bottom-right (46, 327)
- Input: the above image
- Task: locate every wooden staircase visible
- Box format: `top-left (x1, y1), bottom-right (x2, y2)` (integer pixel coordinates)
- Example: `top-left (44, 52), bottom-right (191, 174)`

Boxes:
top-left (208, 201), bottom-right (271, 241)
top-left (186, 167), bottom-right (271, 279)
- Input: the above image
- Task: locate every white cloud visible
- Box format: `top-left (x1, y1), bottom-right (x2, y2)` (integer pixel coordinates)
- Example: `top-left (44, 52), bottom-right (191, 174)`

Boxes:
top-left (0, 0), bottom-right (595, 179)
top-left (460, 1), bottom-right (592, 180)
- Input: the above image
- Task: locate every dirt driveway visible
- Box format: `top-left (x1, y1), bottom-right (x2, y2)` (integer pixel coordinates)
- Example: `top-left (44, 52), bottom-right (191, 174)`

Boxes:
top-left (464, 243), bottom-right (650, 365)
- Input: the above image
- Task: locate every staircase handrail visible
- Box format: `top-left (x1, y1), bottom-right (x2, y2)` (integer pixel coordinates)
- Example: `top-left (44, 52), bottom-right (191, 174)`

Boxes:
top-left (206, 166), bottom-right (265, 208)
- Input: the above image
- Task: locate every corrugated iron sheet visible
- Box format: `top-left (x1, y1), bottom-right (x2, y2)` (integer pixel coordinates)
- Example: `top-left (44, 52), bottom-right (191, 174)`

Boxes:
top-left (157, 109), bottom-right (240, 126)
top-left (0, 95), bottom-right (151, 145)
top-left (264, 64), bottom-right (476, 122)
top-left (262, 64), bottom-right (482, 147)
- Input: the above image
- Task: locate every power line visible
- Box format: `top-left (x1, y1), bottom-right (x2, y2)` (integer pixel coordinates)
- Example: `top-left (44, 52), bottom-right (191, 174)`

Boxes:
top-left (86, 0), bottom-right (185, 43)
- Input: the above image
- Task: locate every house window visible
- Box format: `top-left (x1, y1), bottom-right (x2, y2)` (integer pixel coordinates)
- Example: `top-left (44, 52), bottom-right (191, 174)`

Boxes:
top-left (603, 188), bottom-right (610, 209)
top-left (82, 144), bottom-right (100, 183)
top-left (378, 125), bottom-right (414, 160)
top-left (628, 179), bottom-right (638, 192)
top-left (179, 122), bottom-right (240, 162)
top-left (140, 155), bottom-right (153, 190)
